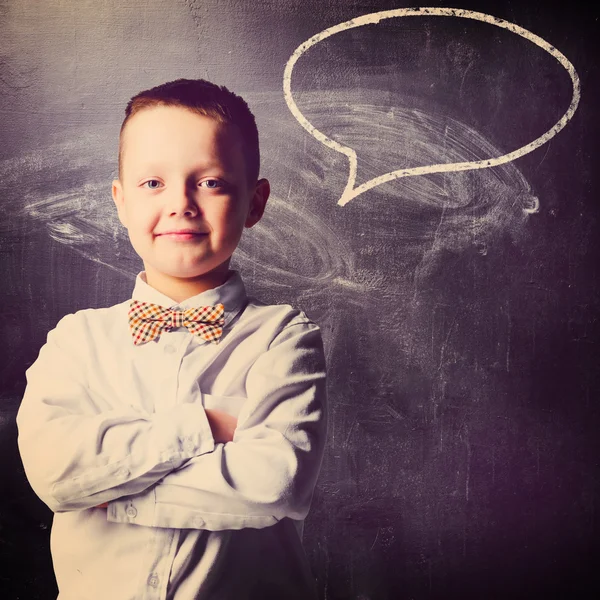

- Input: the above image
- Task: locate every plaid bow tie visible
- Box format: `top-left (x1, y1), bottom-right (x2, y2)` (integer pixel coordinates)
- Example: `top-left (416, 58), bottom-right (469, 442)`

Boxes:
top-left (128, 300), bottom-right (225, 346)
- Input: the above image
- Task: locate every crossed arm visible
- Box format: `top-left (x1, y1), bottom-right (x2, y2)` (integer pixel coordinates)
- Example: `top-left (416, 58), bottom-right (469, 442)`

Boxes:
top-left (95, 409), bottom-right (235, 508)
top-left (17, 312), bottom-right (327, 530)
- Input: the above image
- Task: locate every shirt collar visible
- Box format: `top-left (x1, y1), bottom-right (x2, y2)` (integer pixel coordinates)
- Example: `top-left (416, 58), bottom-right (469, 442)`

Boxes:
top-left (131, 270), bottom-right (248, 329)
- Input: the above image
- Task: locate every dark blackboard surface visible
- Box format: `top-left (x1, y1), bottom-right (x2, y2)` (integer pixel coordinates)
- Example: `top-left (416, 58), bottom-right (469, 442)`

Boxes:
top-left (1, 1), bottom-right (599, 598)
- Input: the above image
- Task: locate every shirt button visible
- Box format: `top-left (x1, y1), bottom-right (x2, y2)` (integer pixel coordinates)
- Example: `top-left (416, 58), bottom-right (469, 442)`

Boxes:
top-left (116, 468), bottom-right (130, 480)
top-left (126, 506), bottom-right (137, 518)
top-left (193, 516), bottom-right (205, 528)
top-left (164, 344), bottom-right (176, 354)
top-left (148, 574), bottom-right (159, 588)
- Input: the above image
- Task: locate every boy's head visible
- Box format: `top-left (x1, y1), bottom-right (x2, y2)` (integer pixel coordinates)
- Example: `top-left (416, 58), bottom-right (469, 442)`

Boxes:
top-left (117, 79), bottom-right (261, 185)
top-left (112, 79), bottom-right (270, 300)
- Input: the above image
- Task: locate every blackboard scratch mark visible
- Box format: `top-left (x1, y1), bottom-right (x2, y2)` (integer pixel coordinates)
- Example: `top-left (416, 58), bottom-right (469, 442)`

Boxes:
top-left (458, 60), bottom-right (475, 100)
top-left (438, 313), bottom-right (458, 372)
top-left (344, 417), bottom-right (357, 448)
top-left (535, 139), bottom-right (552, 171)
top-left (433, 205), bottom-right (447, 245)
top-left (369, 527), bottom-right (380, 550)
top-left (383, 403), bottom-right (402, 420)
top-left (464, 425), bottom-right (471, 503)
top-left (506, 297), bottom-right (511, 372)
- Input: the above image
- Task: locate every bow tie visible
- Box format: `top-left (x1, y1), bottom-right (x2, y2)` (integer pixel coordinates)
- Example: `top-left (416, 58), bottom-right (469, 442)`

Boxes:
top-left (128, 300), bottom-right (225, 346)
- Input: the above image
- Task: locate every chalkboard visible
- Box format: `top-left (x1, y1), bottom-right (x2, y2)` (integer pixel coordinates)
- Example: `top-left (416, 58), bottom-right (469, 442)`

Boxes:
top-left (1, 1), bottom-right (598, 598)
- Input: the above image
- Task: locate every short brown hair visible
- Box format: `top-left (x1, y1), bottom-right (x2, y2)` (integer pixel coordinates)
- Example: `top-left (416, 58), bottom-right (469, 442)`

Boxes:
top-left (118, 78), bottom-right (260, 183)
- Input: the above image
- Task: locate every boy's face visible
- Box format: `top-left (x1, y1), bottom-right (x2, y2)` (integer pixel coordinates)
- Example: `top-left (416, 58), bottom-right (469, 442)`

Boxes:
top-left (112, 105), bottom-right (268, 292)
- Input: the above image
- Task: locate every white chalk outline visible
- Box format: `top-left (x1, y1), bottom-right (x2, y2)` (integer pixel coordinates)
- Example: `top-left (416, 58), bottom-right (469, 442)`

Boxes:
top-left (283, 7), bottom-right (581, 206)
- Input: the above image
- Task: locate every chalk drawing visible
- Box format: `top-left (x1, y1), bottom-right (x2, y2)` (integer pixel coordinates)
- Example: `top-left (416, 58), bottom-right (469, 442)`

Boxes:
top-left (283, 7), bottom-right (581, 206)
top-left (2, 87), bottom-right (536, 294)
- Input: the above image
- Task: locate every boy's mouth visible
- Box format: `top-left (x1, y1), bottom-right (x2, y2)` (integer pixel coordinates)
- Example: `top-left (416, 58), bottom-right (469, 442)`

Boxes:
top-left (156, 229), bottom-right (208, 241)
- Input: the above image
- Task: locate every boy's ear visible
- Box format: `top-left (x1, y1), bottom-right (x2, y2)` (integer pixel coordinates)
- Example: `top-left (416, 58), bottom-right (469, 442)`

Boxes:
top-left (111, 179), bottom-right (128, 228)
top-left (245, 178), bottom-right (270, 228)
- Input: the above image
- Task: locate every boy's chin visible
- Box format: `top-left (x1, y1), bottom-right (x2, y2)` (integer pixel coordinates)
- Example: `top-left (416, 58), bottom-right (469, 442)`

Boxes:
top-left (146, 262), bottom-right (231, 281)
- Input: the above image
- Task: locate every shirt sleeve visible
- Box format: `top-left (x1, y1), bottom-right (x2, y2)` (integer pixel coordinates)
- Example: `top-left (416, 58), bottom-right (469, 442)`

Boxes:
top-left (107, 318), bottom-right (328, 531)
top-left (16, 312), bottom-right (215, 513)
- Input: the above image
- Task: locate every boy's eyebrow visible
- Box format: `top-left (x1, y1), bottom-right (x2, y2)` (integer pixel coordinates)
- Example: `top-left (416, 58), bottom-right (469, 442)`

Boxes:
top-left (132, 161), bottom-right (233, 175)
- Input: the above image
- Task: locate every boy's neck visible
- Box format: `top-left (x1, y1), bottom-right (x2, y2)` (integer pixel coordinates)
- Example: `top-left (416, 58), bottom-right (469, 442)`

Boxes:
top-left (143, 265), bottom-right (231, 303)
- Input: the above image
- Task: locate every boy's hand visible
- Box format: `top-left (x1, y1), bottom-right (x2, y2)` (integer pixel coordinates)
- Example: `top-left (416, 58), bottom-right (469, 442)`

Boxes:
top-left (205, 408), bottom-right (238, 444)
top-left (92, 409), bottom-right (237, 509)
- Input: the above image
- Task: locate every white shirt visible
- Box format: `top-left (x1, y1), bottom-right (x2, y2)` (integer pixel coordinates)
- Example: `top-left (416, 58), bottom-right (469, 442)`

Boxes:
top-left (17, 270), bottom-right (327, 600)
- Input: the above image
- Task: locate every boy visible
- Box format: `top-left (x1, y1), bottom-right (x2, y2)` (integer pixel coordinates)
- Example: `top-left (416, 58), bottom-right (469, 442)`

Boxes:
top-left (17, 79), bottom-right (327, 600)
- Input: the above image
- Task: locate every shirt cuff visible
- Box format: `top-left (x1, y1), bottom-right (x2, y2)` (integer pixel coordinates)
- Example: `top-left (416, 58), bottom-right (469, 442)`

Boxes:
top-left (108, 488), bottom-right (157, 526)
top-left (108, 491), bottom-right (278, 530)
top-left (157, 402), bottom-right (215, 465)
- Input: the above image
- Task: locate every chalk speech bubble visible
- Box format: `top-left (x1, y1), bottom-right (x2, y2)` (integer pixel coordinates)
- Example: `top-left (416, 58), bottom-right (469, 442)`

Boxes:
top-left (283, 7), bottom-right (581, 207)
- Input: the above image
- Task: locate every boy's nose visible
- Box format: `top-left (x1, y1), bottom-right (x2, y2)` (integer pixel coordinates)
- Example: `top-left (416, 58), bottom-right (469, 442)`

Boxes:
top-left (168, 183), bottom-right (200, 217)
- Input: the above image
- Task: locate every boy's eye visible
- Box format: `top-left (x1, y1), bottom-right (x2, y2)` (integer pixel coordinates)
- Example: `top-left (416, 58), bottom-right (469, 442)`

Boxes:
top-left (200, 179), bottom-right (223, 190)
top-left (143, 180), bottom-right (162, 190)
